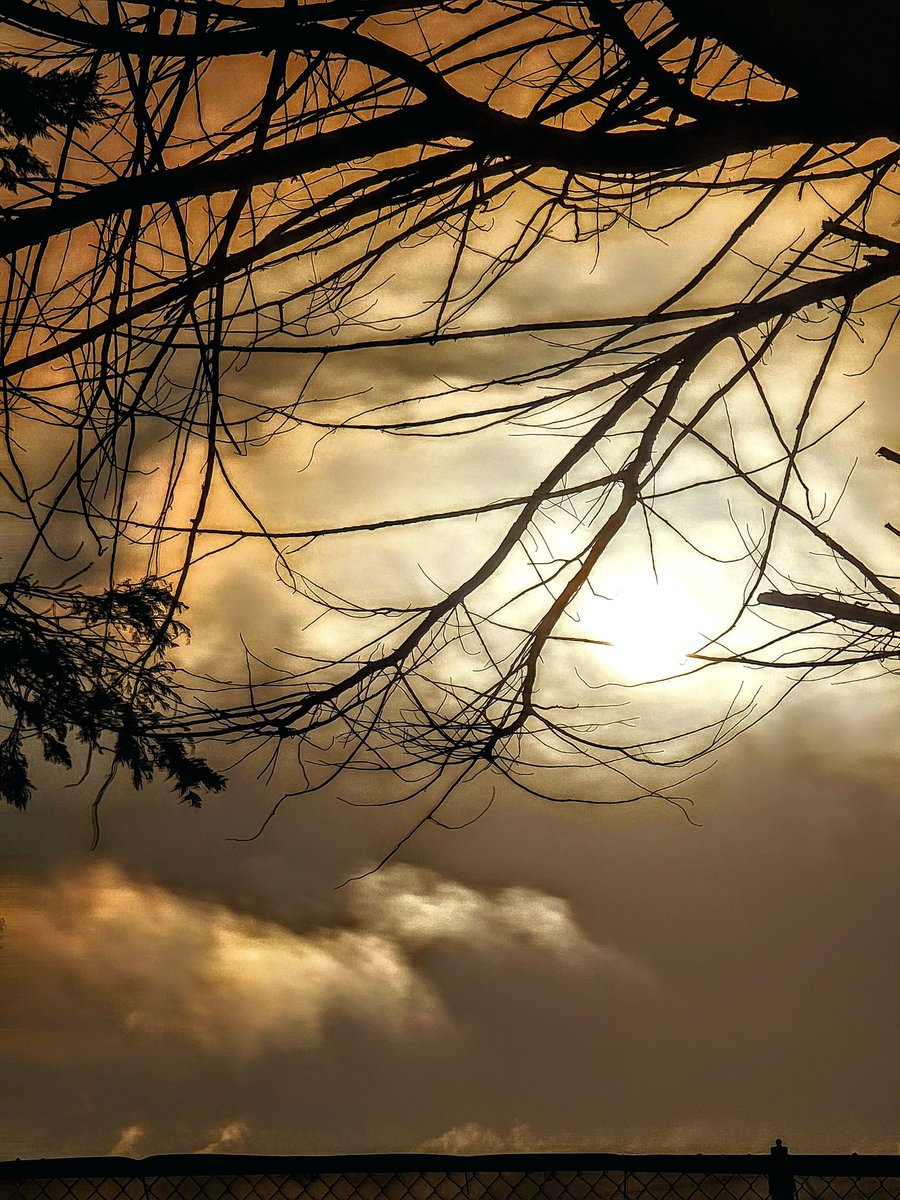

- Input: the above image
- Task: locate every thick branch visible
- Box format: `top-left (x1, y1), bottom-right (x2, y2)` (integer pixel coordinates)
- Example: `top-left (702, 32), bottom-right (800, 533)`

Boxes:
top-left (758, 591), bottom-right (900, 632)
top-left (0, 0), bottom-right (423, 56)
top-left (666, 0), bottom-right (898, 120)
top-left (0, 91), bottom-right (878, 261)
top-left (0, 106), bottom-right (442, 257)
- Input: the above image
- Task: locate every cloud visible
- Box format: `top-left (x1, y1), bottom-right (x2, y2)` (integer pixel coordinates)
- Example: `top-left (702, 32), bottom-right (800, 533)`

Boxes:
top-left (108, 1119), bottom-right (248, 1156)
top-left (8, 860), bottom-right (643, 1057)
top-left (417, 1119), bottom-right (780, 1156)
top-left (348, 863), bottom-right (641, 975)
top-left (109, 1124), bottom-right (145, 1156)
top-left (11, 862), bottom-right (444, 1056)
top-left (417, 1122), bottom-right (597, 1153)
top-left (417, 1122), bottom-right (543, 1154)
top-left (195, 1120), bottom-right (250, 1153)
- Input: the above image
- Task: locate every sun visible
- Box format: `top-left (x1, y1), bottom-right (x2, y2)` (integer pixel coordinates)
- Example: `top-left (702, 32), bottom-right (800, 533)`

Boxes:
top-left (581, 577), bottom-right (707, 682)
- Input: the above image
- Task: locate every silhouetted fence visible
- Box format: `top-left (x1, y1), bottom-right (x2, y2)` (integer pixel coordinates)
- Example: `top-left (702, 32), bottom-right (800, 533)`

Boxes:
top-left (3, 1143), bottom-right (899, 1200)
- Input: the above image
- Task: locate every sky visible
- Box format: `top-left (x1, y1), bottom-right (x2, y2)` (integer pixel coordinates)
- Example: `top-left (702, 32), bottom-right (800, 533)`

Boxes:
top-left (3, 672), bottom-right (899, 1158)
top-left (1, 7), bottom-right (900, 1164)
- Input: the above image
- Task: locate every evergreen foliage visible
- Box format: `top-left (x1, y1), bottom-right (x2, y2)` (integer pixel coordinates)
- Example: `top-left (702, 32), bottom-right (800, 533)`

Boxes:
top-left (0, 59), bottom-right (107, 190)
top-left (0, 578), bottom-right (227, 811)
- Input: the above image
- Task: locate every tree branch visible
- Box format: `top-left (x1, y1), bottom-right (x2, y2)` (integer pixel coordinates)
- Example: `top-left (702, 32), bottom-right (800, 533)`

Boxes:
top-left (757, 591), bottom-right (900, 632)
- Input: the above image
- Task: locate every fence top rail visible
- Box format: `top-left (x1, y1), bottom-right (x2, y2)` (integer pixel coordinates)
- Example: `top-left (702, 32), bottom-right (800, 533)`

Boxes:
top-left (2, 1152), bottom-right (899, 1182)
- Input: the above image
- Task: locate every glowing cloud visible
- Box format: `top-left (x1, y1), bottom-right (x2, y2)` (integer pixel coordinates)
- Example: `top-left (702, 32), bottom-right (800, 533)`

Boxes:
top-left (13, 862), bottom-right (443, 1055)
top-left (9, 861), bottom-right (645, 1056)
top-left (348, 863), bottom-right (628, 972)
top-left (109, 1124), bottom-right (145, 1156)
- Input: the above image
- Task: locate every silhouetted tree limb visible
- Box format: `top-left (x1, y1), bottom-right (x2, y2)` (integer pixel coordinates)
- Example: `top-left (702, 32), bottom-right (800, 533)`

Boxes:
top-left (0, 56), bottom-right (107, 188)
top-left (757, 592), bottom-right (900, 634)
top-left (0, 578), bottom-right (225, 812)
top-left (667, 0), bottom-right (898, 119)
top-left (1, 0), bottom-right (899, 846)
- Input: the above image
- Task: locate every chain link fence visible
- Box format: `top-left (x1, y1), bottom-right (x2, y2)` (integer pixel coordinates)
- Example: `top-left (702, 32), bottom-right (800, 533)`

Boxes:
top-left (3, 1146), bottom-right (899, 1200)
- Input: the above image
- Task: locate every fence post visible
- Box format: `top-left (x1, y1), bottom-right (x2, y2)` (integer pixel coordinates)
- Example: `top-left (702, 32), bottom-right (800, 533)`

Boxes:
top-left (768, 1140), bottom-right (796, 1200)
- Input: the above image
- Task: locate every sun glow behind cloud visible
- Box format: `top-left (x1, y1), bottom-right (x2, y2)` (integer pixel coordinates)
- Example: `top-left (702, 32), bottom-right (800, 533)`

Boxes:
top-left (580, 576), bottom-right (711, 682)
